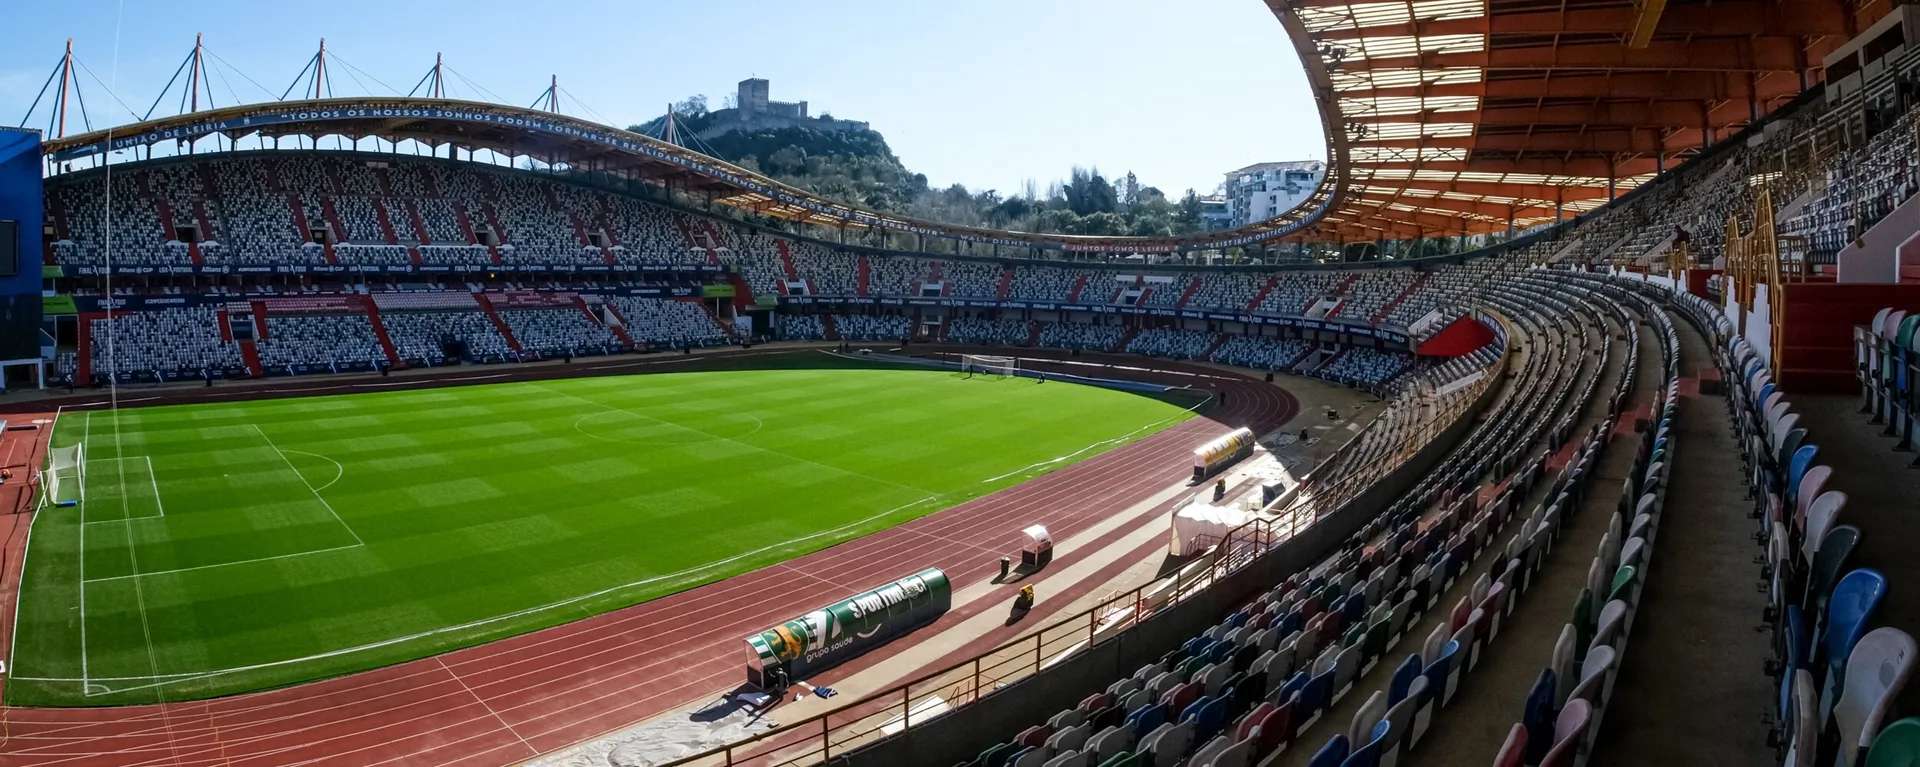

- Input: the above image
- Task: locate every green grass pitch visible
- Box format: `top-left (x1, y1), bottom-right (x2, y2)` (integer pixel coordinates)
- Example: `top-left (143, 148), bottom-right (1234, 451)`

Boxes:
top-left (6, 353), bottom-right (1197, 706)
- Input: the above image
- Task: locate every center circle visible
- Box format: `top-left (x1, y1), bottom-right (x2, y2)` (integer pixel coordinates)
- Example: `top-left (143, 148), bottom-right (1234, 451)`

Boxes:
top-left (573, 409), bottom-right (764, 445)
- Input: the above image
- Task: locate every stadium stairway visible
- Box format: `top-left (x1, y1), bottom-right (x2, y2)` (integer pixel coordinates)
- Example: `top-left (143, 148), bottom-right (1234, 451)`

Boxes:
top-left (474, 293), bottom-right (524, 352)
top-left (1177, 276), bottom-right (1205, 310)
top-left (481, 200), bottom-right (511, 250)
top-left (148, 185), bottom-right (176, 243)
top-left (777, 240), bottom-right (802, 283)
top-left (1069, 272), bottom-right (1091, 303)
top-left (699, 220), bottom-right (729, 251)
top-left (1249, 277), bottom-right (1279, 313)
top-left (318, 197), bottom-right (347, 244)
top-left (1113, 326), bottom-right (1141, 353)
top-left (1027, 321), bottom-right (1046, 347)
top-left (1371, 275), bottom-right (1430, 326)
top-left (996, 266), bottom-right (1014, 301)
top-left (1267, 280), bottom-right (1621, 767)
top-left (670, 211), bottom-right (699, 248)
top-left (1408, 296), bottom-right (1650, 767)
top-left (1776, 283), bottom-right (1920, 393)
top-left (861, 256), bottom-right (874, 298)
top-left (572, 296), bottom-right (632, 347)
top-left (191, 198), bottom-right (217, 243)
top-left (823, 315), bottom-right (841, 342)
top-left (454, 202), bottom-right (482, 244)
top-left (565, 209), bottom-right (593, 248)
top-left (238, 339), bottom-right (263, 378)
top-left (360, 298), bottom-right (402, 367)
top-left (1582, 295), bottom-right (1776, 766)
top-left (372, 197), bottom-right (403, 245)
top-left (402, 199), bottom-right (430, 244)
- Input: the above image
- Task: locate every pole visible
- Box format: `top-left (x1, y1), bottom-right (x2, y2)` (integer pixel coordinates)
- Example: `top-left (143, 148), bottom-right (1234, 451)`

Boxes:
top-left (56, 39), bottom-right (72, 139)
top-left (315, 39), bottom-right (327, 99)
top-left (549, 75), bottom-right (560, 112)
top-left (189, 33), bottom-right (203, 113)
top-left (433, 52), bottom-right (444, 99)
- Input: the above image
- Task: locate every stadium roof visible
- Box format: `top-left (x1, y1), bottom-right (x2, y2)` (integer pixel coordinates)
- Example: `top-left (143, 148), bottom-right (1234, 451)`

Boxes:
top-left (35, 0), bottom-right (1872, 250)
top-left (1274, 0), bottom-right (1884, 241)
top-left (38, 98), bottom-right (1334, 253)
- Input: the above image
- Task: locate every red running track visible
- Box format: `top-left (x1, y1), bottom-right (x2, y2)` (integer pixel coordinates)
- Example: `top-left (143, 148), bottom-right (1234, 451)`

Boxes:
top-left (0, 356), bottom-right (1297, 767)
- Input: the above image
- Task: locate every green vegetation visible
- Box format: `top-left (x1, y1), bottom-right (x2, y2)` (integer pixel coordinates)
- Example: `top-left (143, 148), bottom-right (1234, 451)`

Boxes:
top-left (9, 353), bottom-right (1194, 706)
top-left (636, 97), bottom-right (1210, 237)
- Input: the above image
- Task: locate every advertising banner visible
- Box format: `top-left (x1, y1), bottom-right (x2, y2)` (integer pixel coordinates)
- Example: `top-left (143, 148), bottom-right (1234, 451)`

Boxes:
top-left (744, 567), bottom-right (950, 684)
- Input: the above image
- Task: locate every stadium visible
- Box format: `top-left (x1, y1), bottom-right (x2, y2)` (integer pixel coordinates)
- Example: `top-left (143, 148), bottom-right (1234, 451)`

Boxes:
top-left (0, 0), bottom-right (1918, 765)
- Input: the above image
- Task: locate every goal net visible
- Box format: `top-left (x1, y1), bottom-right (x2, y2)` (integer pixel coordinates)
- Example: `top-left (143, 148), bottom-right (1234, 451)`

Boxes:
top-left (45, 443), bottom-right (84, 507)
top-left (961, 354), bottom-right (1018, 377)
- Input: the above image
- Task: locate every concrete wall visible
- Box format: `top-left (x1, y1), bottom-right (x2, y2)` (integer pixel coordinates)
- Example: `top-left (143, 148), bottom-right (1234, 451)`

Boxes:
top-left (836, 352), bottom-right (1509, 766)
top-left (1836, 190), bottom-right (1920, 283)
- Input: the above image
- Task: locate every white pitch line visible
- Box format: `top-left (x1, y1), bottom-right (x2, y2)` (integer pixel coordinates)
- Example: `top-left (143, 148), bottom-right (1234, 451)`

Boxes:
top-left (79, 409), bottom-right (92, 693)
top-left (145, 456), bottom-right (165, 518)
top-left (82, 544), bottom-right (367, 583)
top-left (253, 424), bottom-right (364, 546)
top-left (283, 449), bottom-right (345, 492)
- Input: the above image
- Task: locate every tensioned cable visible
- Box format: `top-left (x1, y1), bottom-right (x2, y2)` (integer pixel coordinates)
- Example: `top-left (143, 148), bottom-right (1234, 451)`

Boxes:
top-left (202, 47), bottom-right (280, 103)
top-left (327, 52), bottom-right (400, 95)
top-left (555, 84), bottom-right (614, 126)
top-left (443, 66), bottom-right (509, 105)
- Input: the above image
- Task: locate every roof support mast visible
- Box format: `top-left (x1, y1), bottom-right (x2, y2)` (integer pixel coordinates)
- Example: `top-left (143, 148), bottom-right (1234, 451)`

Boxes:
top-left (56, 38), bottom-right (73, 139)
top-left (189, 33), bottom-right (205, 113)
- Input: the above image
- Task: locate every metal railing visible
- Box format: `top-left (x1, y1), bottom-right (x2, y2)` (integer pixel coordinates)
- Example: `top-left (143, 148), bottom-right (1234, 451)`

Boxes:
top-left (647, 356), bottom-right (1502, 767)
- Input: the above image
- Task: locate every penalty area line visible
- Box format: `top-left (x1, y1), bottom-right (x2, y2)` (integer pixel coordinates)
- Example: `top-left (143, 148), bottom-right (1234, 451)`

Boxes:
top-left (81, 544), bottom-right (366, 583)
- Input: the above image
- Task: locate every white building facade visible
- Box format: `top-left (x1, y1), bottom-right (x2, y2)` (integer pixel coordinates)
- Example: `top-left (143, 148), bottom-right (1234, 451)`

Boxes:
top-left (1223, 161), bottom-right (1327, 227)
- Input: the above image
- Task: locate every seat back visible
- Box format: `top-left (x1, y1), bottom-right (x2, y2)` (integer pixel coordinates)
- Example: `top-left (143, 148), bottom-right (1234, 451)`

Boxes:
top-left (1785, 442), bottom-right (1817, 499)
top-left (1609, 565), bottom-right (1637, 602)
top-left (1801, 492), bottom-right (1848, 565)
top-left (1825, 569), bottom-right (1891, 673)
top-left (1553, 698), bottom-right (1593, 754)
top-left (1834, 628), bottom-right (1919, 765)
top-left (1307, 734), bottom-right (1350, 767)
top-left (1088, 725), bottom-right (1134, 761)
top-left (1348, 690), bottom-right (1387, 748)
top-left (1493, 723), bottom-right (1527, 767)
top-left (1796, 465), bottom-right (1832, 520)
top-left (1523, 668), bottom-right (1557, 763)
top-left (1592, 600), bottom-right (1629, 651)
top-left (1552, 624), bottom-right (1578, 706)
top-left (1807, 526), bottom-right (1863, 622)
top-left (1863, 717), bottom-right (1920, 767)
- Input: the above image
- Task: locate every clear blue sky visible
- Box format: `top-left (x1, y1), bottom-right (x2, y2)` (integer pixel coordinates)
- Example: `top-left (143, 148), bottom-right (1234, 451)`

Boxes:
top-left (0, 0), bottom-right (1323, 196)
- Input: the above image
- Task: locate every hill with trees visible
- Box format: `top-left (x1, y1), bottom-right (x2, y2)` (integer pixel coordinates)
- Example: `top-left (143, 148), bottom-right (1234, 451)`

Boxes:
top-left (634, 96), bottom-right (1210, 238)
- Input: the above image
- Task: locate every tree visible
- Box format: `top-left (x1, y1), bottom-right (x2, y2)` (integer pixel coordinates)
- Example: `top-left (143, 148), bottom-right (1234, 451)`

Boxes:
top-left (1122, 172), bottom-right (1141, 208)
top-left (1176, 189), bottom-right (1204, 234)
top-left (674, 94), bottom-right (709, 118)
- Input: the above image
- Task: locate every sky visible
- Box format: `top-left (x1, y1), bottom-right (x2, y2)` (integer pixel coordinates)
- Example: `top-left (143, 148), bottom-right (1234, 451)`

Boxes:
top-left (0, 0), bottom-right (1324, 196)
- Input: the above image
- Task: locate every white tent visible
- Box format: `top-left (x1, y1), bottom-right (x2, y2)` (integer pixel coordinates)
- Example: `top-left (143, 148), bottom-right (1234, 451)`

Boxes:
top-left (1168, 500), bottom-right (1251, 557)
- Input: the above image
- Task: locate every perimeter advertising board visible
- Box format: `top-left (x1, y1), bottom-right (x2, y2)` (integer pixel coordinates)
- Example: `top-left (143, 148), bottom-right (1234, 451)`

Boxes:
top-left (744, 567), bottom-right (950, 685)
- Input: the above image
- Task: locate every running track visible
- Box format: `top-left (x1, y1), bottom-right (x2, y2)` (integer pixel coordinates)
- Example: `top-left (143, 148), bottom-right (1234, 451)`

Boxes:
top-left (0, 353), bottom-right (1298, 767)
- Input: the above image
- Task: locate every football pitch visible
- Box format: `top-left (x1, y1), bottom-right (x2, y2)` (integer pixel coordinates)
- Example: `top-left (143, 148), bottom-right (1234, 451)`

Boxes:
top-left (6, 353), bottom-right (1199, 706)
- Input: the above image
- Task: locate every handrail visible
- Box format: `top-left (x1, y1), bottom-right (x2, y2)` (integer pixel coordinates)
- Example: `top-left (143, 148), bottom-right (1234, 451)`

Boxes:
top-left (643, 341), bottom-right (1510, 767)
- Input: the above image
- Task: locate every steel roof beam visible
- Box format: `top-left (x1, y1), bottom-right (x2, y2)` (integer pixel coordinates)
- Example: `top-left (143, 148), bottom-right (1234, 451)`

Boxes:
top-left (1353, 70), bottom-right (1804, 101)
top-left (1351, 98), bottom-right (1755, 128)
top-left (1309, 2), bottom-right (1849, 40)
top-left (1341, 37), bottom-right (1806, 72)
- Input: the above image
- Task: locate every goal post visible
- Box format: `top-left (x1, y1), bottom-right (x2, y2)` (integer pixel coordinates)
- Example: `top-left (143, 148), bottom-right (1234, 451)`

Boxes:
top-left (960, 354), bottom-right (1018, 377)
top-left (44, 442), bottom-right (84, 508)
